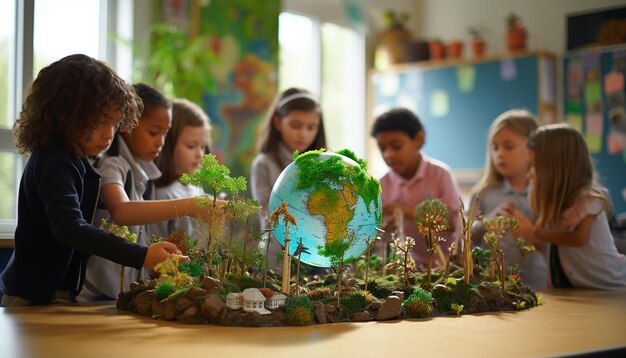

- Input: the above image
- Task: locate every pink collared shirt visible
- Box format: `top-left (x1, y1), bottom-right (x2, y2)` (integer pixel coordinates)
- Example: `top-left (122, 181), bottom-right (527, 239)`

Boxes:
top-left (380, 152), bottom-right (462, 265)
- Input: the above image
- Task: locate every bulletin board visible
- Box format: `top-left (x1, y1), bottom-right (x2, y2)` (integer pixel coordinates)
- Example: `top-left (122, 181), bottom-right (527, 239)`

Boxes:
top-left (372, 53), bottom-right (554, 171)
top-left (564, 46), bottom-right (626, 215)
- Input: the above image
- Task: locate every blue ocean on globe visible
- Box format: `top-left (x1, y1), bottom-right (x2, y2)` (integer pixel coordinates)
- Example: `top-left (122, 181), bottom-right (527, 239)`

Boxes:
top-left (268, 150), bottom-right (382, 267)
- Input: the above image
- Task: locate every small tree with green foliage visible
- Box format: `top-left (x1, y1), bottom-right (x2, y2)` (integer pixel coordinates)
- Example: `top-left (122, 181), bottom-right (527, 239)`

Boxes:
top-left (221, 197), bottom-right (261, 280)
top-left (180, 154), bottom-right (247, 276)
top-left (318, 233), bottom-right (356, 307)
top-left (415, 199), bottom-right (449, 286)
top-left (293, 238), bottom-right (310, 295)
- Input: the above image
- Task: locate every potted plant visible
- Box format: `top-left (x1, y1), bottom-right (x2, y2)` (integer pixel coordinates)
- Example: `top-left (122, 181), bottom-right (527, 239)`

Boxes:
top-left (428, 38), bottom-right (446, 60)
top-left (505, 13), bottom-right (527, 52)
top-left (375, 10), bottom-right (412, 67)
top-left (467, 24), bottom-right (488, 57)
top-left (446, 40), bottom-right (464, 59)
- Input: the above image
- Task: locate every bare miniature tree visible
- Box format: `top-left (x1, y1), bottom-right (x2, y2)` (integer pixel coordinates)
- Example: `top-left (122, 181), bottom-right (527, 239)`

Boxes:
top-left (415, 199), bottom-right (449, 286)
top-left (459, 196), bottom-right (481, 284)
top-left (483, 216), bottom-right (519, 290)
top-left (180, 153), bottom-right (247, 276)
top-left (386, 236), bottom-right (417, 286)
top-left (269, 201), bottom-right (297, 293)
top-left (293, 238), bottom-right (310, 295)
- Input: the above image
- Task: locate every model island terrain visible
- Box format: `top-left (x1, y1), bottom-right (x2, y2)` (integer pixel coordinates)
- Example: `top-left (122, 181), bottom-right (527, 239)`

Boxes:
top-left (114, 149), bottom-right (540, 326)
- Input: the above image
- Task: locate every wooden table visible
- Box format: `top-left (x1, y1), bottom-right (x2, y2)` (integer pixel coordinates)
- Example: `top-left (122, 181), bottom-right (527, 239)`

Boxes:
top-left (1, 289), bottom-right (625, 358)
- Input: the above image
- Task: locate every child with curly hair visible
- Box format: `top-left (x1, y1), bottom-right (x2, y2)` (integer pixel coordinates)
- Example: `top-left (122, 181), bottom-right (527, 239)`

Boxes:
top-left (0, 54), bottom-right (183, 306)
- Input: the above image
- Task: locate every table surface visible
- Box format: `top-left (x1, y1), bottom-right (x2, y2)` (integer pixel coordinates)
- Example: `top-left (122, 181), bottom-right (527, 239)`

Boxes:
top-left (1, 289), bottom-right (625, 358)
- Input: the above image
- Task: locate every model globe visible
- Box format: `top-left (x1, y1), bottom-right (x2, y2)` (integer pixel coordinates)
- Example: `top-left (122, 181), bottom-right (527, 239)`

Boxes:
top-left (268, 150), bottom-right (382, 267)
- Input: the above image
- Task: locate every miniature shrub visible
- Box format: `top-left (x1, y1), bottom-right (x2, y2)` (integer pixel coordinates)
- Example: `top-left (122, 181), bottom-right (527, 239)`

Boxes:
top-left (286, 305), bottom-right (314, 326)
top-left (340, 291), bottom-right (367, 314)
top-left (178, 261), bottom-right (203, 278)
top-left (285, 295), bottom-right (313, 314)
top-left (323, 273), bottom-right (337, 286)
top-left (155, 281), bottom-right (176, 300)
top-left (403, 289), bottom-right (434, 318)
top-left (306, 287), bottom-right (332, 301)
top-left (432, 280), bottom-right (476, 311)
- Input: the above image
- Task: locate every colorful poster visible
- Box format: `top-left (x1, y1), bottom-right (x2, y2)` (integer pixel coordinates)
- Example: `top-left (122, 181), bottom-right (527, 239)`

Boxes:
top-left (198, 0), bottom-right (280, 178)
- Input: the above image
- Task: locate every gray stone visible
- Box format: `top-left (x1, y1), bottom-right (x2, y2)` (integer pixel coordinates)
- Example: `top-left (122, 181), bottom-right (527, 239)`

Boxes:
top-left (376, 295), bottom-right (402, 321)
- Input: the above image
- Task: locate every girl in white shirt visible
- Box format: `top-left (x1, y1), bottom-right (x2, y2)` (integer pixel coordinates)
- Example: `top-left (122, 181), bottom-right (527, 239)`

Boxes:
top-left (508, 123), bottom-right (626, 290)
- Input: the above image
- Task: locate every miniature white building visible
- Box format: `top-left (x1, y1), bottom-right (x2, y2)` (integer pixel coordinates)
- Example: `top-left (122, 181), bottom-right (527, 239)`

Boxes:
top-left (266, 293), bottom-right (287, 309)
top-left (226, 292), bottom-right (243, 310)
top-left (242, 288), bottom-right (270, 315)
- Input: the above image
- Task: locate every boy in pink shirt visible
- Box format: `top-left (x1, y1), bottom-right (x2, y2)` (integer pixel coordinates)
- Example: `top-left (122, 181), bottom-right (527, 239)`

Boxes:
top-left (372, 108), bottom-right (462, 267)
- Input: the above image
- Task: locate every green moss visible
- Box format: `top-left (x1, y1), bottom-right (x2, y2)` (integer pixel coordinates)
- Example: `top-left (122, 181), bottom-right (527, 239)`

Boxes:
top-left (403, 288), bottom-right (434, 318)
top-left (178, 261), bottom-right (203, 278)
top-left (285, 295), bottom-right (314, 315)
top-left (340, 290), bottom-right (367, 314)
top-left (286, 305), bottom-right (314, 326)
top-left (155, 281), bottom-right (176, 300)
top-left (306, 287), bottom-right (332, 301)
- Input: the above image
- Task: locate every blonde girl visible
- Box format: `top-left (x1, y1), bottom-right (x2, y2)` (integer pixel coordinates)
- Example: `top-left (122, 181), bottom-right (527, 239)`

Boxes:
top-left (149, 98), bottom-right (212, 246)
top-left (509, 123), bottom-right (626, 290)
top-left (469, 109), bottom-right (547, 290)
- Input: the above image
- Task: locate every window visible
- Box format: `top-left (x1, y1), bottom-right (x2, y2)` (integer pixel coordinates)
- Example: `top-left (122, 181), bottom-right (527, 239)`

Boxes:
top-left (278, 11), bottom-right (365, 157)
top-left (0, 0), bottom-right (132, 240)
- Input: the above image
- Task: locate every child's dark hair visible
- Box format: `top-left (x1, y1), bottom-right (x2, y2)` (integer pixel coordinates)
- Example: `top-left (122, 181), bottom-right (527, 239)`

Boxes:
top-left (258, 87), bottom-right (326, 156)
top-left (106, 83), bottom-right (171, 156)
top-left (133, 83), bottom-right (171, 116)
top-left (370, 107), bottom-right (424, 138)
top-left (155, 98), bottom-right (211, 188)
top-left (13, 54), bottom-right (142, 155)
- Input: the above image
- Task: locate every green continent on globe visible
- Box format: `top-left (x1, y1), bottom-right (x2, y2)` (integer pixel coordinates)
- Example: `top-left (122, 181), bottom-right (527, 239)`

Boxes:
top-left (307, 185), bottom-right (358, 244)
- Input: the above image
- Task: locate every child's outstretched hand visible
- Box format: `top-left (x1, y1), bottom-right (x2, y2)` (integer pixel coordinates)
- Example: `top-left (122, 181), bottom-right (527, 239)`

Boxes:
top-left (144, 241), bottom-right (188, 270)
top-left (191, 198), bottom-right (228, 223)
top-left (504, 206), bottom-right (537, 246)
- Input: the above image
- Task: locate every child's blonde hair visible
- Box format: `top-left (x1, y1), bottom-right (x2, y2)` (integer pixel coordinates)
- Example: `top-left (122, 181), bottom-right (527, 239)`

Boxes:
top-left (528, 123), bottom-right (611, 228)
top-left (472, 109), bottom-right (538, 195)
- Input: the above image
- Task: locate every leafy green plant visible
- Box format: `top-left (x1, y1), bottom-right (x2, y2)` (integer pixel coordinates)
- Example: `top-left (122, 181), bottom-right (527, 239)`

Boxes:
top-left (403, 289), bottom-right (433, 318)
top-left (482, 216), bottom-right (519, 289)
top-left (318, 233), bottom-right (357, 307)
top-left (340, 291), bottom-right (367, 314)
top-left (181, 153), bottom-right (247, 275)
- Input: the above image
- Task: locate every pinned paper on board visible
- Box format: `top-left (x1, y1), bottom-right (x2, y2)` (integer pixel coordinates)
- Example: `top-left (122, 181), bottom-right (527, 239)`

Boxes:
top-left (567, 113), bottom-right (584, 133)
top-left (457, 65), bottom-right (476, 93)
top-left (500, 58), bottom-right (517, 81)
top-left (607, 131), bottom-right (626, 155)
top-left (585, 112), bottom-right (604, 153)
top-left (609, 106), bottom-right (626, 134)
top-left (584, 52), bottom-right (600, 68)
top-left (604, 71), bottom-right (624, 94)
top-left (429, 89), bottom-right (449, 118)
top-left (584, 81), bottom-right (603, 112)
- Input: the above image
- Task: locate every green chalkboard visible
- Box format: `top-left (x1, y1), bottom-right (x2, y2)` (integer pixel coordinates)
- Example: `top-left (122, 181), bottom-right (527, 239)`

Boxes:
top-left (372, 54), bottom-right (546, 171)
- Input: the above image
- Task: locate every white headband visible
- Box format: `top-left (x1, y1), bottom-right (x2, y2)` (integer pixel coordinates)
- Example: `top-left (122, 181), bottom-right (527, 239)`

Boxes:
top-left (276, 92), bottom-right (318, 110)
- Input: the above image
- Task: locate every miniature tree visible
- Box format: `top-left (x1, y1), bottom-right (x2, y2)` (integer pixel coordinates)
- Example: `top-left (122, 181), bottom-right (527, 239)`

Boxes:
top-left (260, 228), bottom-right (273, 288)
top-left (318, 233), bottom-right (356, 307)
top-left (293, 238), bottom-right (310, 295)
top-left (415, 199), bottom-right (449, 286)
top-left (459, 196), bottom-right (481, 284)
top-left (100, 219), bottom-right (137, 293)
top-left (363, 234), bottom-right (382, 292)
top-left (386, 236), bottom-right (417, 286)
top-left (221, 197), bottom-right (261, 280)
top-left (180, 153), bottom-right (247, 276)
top-left (482, 215), bottom-right (519, 290)
top-left (269, 201), bottom-right (297, 293)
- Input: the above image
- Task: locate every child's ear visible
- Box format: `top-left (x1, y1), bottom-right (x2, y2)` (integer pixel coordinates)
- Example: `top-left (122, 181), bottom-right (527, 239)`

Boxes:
top-left (271, 114), bottom-right (282, 131)
top-left (414, 131), bottom-right (425, 149)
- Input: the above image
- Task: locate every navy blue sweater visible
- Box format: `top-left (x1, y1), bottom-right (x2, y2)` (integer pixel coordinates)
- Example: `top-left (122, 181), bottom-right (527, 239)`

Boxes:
top-left (1, 147), bottom-right (148, 304)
